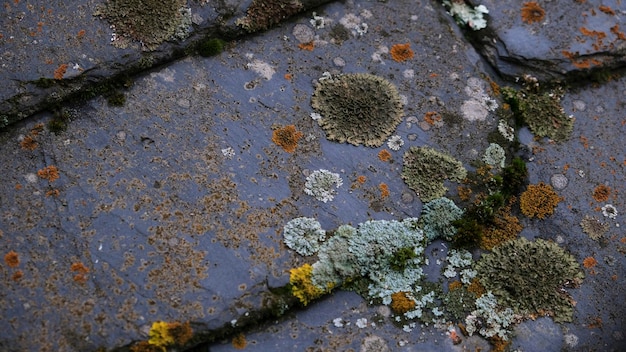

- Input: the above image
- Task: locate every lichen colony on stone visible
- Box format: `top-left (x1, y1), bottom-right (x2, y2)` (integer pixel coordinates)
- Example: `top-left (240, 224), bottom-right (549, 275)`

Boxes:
top-left (311, 73), bottom-right (404, 147)
top-left (304, 169), bottom-right (343, 202)
top-left (401, 146), bottom-right (467, 202)
top-left (95, 0), bottom-right (191, 50)
top-left (283, 217), bottom-right (326, 256)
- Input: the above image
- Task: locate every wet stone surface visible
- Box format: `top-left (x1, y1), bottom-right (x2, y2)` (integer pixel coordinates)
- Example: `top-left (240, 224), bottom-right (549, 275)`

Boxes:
top-left (1, 0), bottom-right (626, 352)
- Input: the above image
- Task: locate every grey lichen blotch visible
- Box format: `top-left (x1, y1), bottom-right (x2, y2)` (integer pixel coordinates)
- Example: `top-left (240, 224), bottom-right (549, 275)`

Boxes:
top-left (283, 217), bottom-right (326, 256)
top-left (401, 146), bottom-right (467, 202)
top-left (311, 73), bottom-right (404, 147)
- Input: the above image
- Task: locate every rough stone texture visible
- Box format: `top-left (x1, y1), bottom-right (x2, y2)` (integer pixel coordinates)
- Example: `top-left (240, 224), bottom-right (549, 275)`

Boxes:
top-left (0, 0), bottom-right (625, 351)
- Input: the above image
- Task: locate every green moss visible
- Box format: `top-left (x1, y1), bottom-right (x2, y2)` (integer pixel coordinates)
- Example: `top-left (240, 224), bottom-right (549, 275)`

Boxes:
top-left (401, 146), bottom-right (467, 202)
top-left (450, 217), bottom-right (482, 249)
top-left (502, 86), bottom-right (574, 142)
top-left (311, 73), bottom-right (404, 147)
top-left (475, 238), bottom-right (584, 322)
top-left (94, 0), bottom-right (191, 50)
top-left (500, 157), bottom-right (528, 197)
top-left (198, 38), bottom-right (225, 57)
top-left (390, 247), bottom-right (418, 272)
top-left (442, 285), bottom-right (477, 321)
top-left (47, 108), bottom-right (71, 134)
top-left (33, 78), bottom-right (56, 88)
top-left (106, 91), bottom-right (126, 107)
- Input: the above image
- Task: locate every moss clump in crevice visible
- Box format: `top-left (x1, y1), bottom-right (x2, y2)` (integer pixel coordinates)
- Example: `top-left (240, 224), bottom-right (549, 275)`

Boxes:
top-left (311, 73), bottom-right (404, 148)
top-left (197, 38), bottom-right (226, 57)
top-left (94, 0), bottom-right (191, 51)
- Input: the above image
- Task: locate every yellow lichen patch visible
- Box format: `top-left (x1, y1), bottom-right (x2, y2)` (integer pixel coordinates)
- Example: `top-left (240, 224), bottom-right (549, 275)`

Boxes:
top-left (390, 291), bottom-right (416, 314)
top-left (521, 2), bottom-right (545, 24)
top-left (592, 184), bottom-right (611, 202)
top-left (390, 42), bottom-right (414, 62)
top-left (232, 333), bottom-right (247, 349)
top-left (37, 165), bottom-right (60, 182)
top-left (520, 182), bottom-right (562, 219)
top-left (4, 250), bottom-right (19, 268)
top-left (379, 183), bottom-right (390, 198)
top-left (289, 263), bottom-right (325, 305)
top-left (271, 125), bottom-right (304, 153)
top-left (378, 149), bottom-right (392, 162)
top-left (148, 321), bottom-right (175, 349)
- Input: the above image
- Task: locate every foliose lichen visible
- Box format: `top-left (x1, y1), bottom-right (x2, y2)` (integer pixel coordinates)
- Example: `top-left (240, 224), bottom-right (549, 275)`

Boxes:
top-left (465, 292), bottom-right (518, 340)
top-left (304, 169), bottom-right (343, 202)
top-left (282, 217), bottom-right (326, 256)
top-left (311, 73), bottom-right (404, 147)
top-left (474, 237), bottom-right (584, 322)
top-left (401, 146), bottom-right (467, 202)
top-left (94, 0), bottom-right (191, 51)
top-left (236, 0), bottom-right (304, 33)
top-left (418, 197), bottom-right (464, 242)
top-left (482, 143), bottom-right (506, 169)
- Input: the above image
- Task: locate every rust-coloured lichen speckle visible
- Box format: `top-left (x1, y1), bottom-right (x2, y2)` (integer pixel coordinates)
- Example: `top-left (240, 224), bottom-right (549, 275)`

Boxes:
top-left (390, 42), bottom-right (414, 62)
top-left (4, 250), bottom-right (19, 268)
top-left (521, 2), bottom-right (545, 24)
top-left (390, 291), bottom-right (416, 314)
top-left (271, 125), bottom-right (303, 153)
top-left (71, 262), bottom-right (90, 284)
top-left (54, 63), bottom-right (68, 80)
top-left (232, 332), bottom-right (247, 349)
top-left (592, 184), bottom-right (611, 202)
top-left (378, 149), bottom-right (392, 162)
top-left (583, 256), bottom-right (598, 268)
top-left (379, 183), bottom-right (390, 198)
top-left (37, 165), bottom-right (59, 182)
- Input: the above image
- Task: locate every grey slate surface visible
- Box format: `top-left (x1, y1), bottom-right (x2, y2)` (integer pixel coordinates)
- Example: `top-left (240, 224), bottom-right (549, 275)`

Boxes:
top-left (1, 0), bottom-right (625, 351)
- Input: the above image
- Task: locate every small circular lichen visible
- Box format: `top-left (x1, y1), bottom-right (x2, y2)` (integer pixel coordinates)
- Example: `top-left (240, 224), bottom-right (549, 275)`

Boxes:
top-left (282, 217), bottom-right (326, 256)
top-left (475, 237), bottom-right (584, 322)
top-left (401, 147), bottom-right (467, 202)
top-left (311, 73), bottom-right (404, 147)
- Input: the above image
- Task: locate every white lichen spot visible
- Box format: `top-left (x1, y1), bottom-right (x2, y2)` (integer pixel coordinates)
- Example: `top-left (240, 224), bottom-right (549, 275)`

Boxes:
top-left (356, 318), bottom-right (368, 328)
top-left (333, 317), bottom-right (344, 327)
top-left (304, 169), bottom-right (343, 203)
top-left (333, 57), bottom-right (346, 67)
top-left (310, 112), bottom-right (322, 120)
top-left (221, 147), bottom-right (235, 159)
top-left (387, 135), bottom-right (404, 151)
top-left (403, 69), bottom-right (415, 79)
top-left (461, 99), bottom-right (489, 121)
top-left (25, 173), bottom-right (38, 183)
top-left (246, 59), bottom-right (275, 80)
top-left (602, 204), bottom-right (618, 219)
top-left (498, 119), bottom-right (515, 142)
top-left (310, 12), bottom-right (325, 29)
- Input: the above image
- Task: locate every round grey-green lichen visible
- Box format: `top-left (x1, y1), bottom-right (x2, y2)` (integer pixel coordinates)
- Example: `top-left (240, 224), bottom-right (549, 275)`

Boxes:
top-left (401, 146), bottom-right (467, 202)
top-left (95, 0), bottom-right (191, 51)
top-left (474, 237), bottom-right (584, 323)
top-left (311, 73), bottom-right (404, 147)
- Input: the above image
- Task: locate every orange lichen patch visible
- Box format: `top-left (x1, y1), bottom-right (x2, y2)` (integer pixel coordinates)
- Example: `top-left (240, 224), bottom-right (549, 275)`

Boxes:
top-left (71, 262), bottom-right (90, 284)
top-left (481, 203), bottom-right (523, 250)
top-left (20, 135), bottom-right (38, 151)
top-left (583, 256), bottom-right (598, 268)
top-left (232, 333), bottom-right (247, 349)
top-left (357, 175), bottom-right (367, 184)
top-left (457, 186), bottom-right (472, 202)
top-left (271, 125), bottom-right (303, 153)
top-left (379, 183), bottom-right (390, 198)
top-left (424, 111), bottom-right (442, 125)
top-left (448, 280), bottom-right (462, 291)
top-left (448, 330), bottom-right (462, 345)
top-left (467, 278), bottom-right (486, 298)
top-left (598, 6), bottom-right (615, 16)
top-left (489, 335), bottom-right (511, 352)
top-left (520, 182), bottom-right (562, 219)
top-left (579, 136), bottom-right (589, 149)
top-left (4, 250), bottom-right (19, 268)
top-left (130, 341), bottom-right (162, 352)
top-left (46, 189), bottom-right (60, 197)
top-left (610, 24), bottom-right (626, 40)
top-left (521, 2), bottom-right (545, 24)
top-left (390, 291), bottom-right (416, 314)
top-left (284, 73), bottom-right (292, 81)
top-left (592, 184), bottom-right (611, 202)
top-left (37, 165), bottom-right (59, 182)
top-left (390, 42), bottom-right (414, 62)
top-left (378, 149), bottom-right (392, 162)
top-left (588, 316), bottom-right (603, 329)
top-left (53, 63), bottom-right (68, 80)
top-left (298, 41), bottom-right (315, 51)
top-left (77, 29), bottom-right (86, 39)
top-left (12, 270), bottom-right (24, 281)
top-left (488, 77), bottom-right (501, 96)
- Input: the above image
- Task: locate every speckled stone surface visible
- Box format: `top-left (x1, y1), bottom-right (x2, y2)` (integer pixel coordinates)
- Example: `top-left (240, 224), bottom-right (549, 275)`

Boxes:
top-left (1, 1), bottom-right (625, 351)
